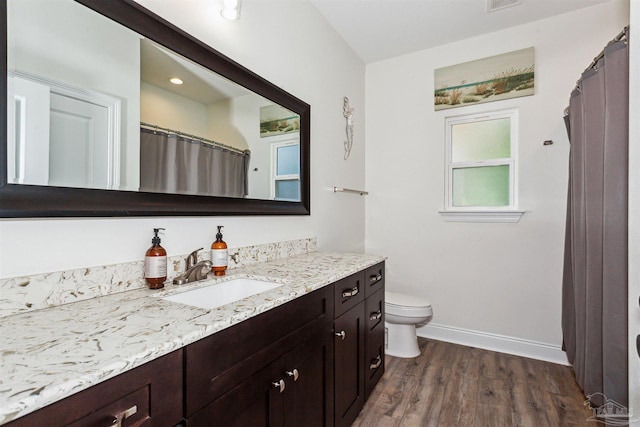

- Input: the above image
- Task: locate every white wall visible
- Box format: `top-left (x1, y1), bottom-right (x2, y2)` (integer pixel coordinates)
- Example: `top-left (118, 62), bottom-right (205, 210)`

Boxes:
top-left (365, 0), bottom-right (629, 356)
top-left (140, 81), bottom-right (210, 140)
top-left (0, 0), bottom-right (366, 278)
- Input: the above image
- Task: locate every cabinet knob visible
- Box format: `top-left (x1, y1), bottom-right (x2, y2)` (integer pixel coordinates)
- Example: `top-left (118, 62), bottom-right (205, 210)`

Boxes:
top-left (335, 330), bottom-right (346, 340)
top-left (286, 368), bottom-right (299, 382)
top-left (369, 355), bottom-right (382, 370)
top-left (369, 273), bottom-right (382, 283)
top-left (369, 311), bottom-right (382, 321)
top-left (272, 379), bottom-right (286, 393)
top-left (111, 405), bottom-right (137, 427)
top-left (342, 286), bottom-right (359, 298)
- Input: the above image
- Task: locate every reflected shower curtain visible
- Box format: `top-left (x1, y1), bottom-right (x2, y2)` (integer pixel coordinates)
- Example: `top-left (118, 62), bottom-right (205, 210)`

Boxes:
top-left (562, 37), bottom-right (628, 408)
top-left (139, 128), bottom-right (249, 198)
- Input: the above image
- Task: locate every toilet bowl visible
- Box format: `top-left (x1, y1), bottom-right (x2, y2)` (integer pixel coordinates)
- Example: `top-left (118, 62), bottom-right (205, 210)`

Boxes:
top-left (385, 291), bottom-right (433, 358)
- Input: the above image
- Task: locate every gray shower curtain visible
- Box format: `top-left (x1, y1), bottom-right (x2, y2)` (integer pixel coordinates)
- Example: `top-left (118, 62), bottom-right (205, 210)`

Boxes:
top-left (139, 128), bottom-right (250, 198)
top-left (562, 36), bottom-right (628, 408)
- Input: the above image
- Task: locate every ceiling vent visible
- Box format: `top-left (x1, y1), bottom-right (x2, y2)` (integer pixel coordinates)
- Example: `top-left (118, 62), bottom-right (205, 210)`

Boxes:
top-left (487, 0), bottom-right (522, 13)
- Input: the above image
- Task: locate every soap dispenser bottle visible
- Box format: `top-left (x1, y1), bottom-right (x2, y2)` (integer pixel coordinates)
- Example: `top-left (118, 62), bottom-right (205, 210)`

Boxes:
top-left (211, 226), bottom-right (228, 276)
top-left (145, 228), bottom-right (167, 289)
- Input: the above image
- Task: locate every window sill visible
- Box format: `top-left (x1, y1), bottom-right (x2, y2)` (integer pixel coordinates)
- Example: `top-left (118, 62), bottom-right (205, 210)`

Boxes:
top-left (438, 210), bottom-right (525, 223)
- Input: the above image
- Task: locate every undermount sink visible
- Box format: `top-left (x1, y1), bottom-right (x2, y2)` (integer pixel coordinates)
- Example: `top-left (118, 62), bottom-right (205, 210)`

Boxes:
top-left (162, 278), bottom-right (283, 310)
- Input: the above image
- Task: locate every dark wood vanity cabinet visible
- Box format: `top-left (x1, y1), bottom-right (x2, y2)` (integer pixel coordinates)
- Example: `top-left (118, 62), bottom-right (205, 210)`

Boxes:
top-left (5, 349), bottom-right (183, 427)
top-left (184, 285), bottom-right (335, 427)
top-left (364, 263), bottom-right (385, 399)
top-left (186, 262), bottom-right (386, 427)
top-left (333, 262), bottom-right (386, 427)
top-left (6, 262), bottom-right (385, 427)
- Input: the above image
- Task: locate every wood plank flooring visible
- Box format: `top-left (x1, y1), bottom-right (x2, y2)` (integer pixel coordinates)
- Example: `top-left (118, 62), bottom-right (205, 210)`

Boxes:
top-left (352, 338), bottom-right (594, 427)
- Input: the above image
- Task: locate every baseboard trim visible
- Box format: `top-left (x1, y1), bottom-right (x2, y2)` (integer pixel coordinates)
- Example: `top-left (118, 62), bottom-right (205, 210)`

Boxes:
top-left (416, 323), bottom-right (570, 366)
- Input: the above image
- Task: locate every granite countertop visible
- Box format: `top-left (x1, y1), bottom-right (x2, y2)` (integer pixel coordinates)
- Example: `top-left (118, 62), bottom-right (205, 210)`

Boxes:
top-left (0, 251), bottom-right (384, 425)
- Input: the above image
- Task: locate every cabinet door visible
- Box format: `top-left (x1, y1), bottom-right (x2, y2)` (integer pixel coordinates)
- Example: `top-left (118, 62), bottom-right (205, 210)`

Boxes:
top-left (187, 358), bottom-right (284, 427)
top-left (283, 324), bottom-right (334, 427)
top-left (334, 303), bottom-right (365, 427)
top-left (188, 324), bottom-right (334, 427)
top-left (185, 286), bottom-right (333, 417)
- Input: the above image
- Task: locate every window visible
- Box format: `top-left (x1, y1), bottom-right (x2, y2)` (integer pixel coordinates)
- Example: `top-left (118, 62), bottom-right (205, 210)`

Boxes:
top-left (441, 108), bottom-right (524, 222)
top-left (270, 139), bottom-right (300, 201)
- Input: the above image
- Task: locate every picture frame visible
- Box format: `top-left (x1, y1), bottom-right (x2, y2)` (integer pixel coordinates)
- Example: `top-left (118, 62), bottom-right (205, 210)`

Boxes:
top-left (434, 47), bottom-right (535, 110)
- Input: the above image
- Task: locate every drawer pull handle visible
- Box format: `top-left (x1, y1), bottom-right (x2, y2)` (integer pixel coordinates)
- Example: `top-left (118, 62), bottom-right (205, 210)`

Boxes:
top-left (342, 286), bottom-right (359, 298)
top-left (286, 368), bottom-right (299, 381)
top-left (369, 355), bottom-right (382, 370)
top-left (335, 330), bottom-right (346, 340)
top-left (369, 273), bottom-right (382, 283)
top-left (370, 311), bottom-right (382, 321)
top-left (111, 405), bottom-right (137, 427)
top-left (272, 379), bottom-right (286, 393)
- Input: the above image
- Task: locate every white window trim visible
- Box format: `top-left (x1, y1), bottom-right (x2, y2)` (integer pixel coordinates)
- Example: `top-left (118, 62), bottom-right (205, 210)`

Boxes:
top-left (270, 137), bottom-right (300, 201)
top-left (440, 108), bottom-right (525, 223)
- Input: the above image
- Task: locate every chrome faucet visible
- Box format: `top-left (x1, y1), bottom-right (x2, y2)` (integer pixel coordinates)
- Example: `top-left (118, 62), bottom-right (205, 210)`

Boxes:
top-left (173, 248), bottom-right (213, 285)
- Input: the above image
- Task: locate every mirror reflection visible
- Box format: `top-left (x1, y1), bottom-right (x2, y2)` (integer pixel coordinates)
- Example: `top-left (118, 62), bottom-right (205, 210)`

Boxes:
top-left (6, 0), bottom-right (301, 202)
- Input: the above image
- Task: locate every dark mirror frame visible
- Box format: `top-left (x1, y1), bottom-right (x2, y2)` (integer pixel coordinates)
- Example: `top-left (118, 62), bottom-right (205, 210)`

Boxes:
top-left (0, 0), bottom-right (310, 217)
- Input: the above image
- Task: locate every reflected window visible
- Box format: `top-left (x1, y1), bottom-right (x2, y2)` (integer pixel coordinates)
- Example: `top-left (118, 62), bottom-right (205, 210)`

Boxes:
top-left (445, 109), bottom-right (518, 210)
top-left (271, 139), bottom-right (300, 201)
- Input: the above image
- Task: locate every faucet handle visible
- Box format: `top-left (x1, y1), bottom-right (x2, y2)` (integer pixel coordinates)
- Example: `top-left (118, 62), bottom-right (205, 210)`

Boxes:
top-left (186, 248), bottom-right (203, 269)
top-left (195, 260), bottom-right (213, 281)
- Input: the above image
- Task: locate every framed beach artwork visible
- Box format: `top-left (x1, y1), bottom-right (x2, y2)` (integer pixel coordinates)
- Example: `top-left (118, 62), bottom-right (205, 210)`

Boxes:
top-left (434, 47), bottom-right (535, 110)
top-left (260, 104), bottom-right (300, 137)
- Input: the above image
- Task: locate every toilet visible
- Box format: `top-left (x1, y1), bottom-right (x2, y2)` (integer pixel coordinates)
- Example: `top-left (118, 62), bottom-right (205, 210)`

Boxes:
top-left (385, 291), bottom-right (433, 358)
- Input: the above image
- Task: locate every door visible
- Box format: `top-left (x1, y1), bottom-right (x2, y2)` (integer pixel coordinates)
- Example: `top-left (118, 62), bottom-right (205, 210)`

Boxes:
top-left (334, 303), bottom-right (365, 427)
top-left (283, 325), bottom-right (334, 427)
top-left (49, 92), bottom-right (110, 189)
top-left (187, 357), bottom-right (284, 427)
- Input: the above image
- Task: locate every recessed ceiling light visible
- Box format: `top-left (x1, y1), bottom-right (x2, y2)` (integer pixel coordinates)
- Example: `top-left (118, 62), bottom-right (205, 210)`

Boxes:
top-left (170, 77), bottom-right (183, 85)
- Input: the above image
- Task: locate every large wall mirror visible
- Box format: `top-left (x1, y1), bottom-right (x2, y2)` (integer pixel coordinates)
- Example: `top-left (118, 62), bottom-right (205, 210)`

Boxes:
top-left (0, 0), bottom-right (310, 217)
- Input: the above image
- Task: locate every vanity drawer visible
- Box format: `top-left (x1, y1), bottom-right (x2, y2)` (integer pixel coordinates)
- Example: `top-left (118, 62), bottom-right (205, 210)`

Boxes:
top-left (6, 350), bottom-right (183, 427)
top-left (365, 288), bottom-right (385, 332)
top-left (364, 262), bottom-right (385, 297)
top-left (334, 271), bottom-right (365, 317)
top-left (365, 325), bottom-right (385, 400)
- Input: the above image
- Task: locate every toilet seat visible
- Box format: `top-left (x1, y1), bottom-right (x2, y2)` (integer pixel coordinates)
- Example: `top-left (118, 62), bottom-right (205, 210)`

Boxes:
top-left (385, 291), bottom-right (433, 318)
top-left (386, 291), bottom-right (431, 308)
top-left (384, 290), bottom-right (433, 358)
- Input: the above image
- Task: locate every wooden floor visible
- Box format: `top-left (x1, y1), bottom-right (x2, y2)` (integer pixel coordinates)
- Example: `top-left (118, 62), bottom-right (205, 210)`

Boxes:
top-left (352, 338), bottom-right (594, 427)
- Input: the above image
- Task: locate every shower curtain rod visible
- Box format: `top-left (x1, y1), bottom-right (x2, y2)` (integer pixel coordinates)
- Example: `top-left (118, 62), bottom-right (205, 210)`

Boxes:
top-left (140, 122), bottom-right (249, 156)
top-left (584, 25), bottom-right (629, 71)
top-left (564, 25), bottom-right (629, 117)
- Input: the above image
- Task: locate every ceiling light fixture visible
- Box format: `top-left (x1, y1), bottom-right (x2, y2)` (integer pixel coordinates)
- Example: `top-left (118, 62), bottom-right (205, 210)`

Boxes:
top-left (170, 77), bottom-right (183, 85)
top-left (487, 0), bottom-right (521, 13)
top-left (221, 0), bottom-right (241, 21)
